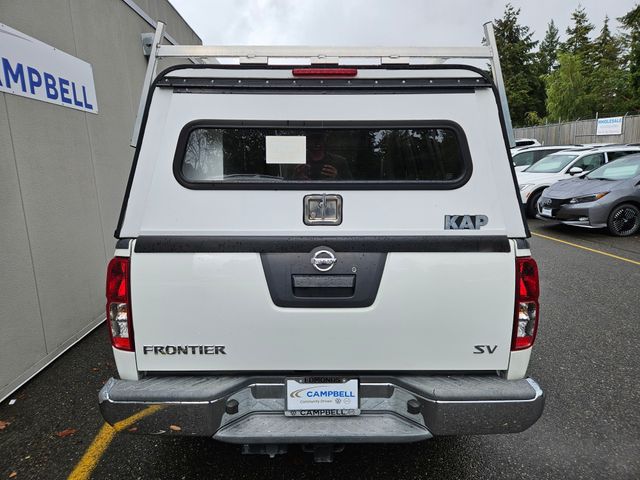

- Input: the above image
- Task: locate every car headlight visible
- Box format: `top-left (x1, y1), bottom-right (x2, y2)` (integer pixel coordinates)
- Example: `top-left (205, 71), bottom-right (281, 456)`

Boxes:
top-left (569, 192), bottom-right (609, 204)
top-left (519, 184), bottom-right (532, 191)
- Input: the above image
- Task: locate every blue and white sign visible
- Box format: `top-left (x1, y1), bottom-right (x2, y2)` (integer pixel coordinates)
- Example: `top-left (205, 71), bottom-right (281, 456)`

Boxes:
top-left (0, 23), bottom-right (98, 114)
top-left (596, 116), bottom-right (623, 136)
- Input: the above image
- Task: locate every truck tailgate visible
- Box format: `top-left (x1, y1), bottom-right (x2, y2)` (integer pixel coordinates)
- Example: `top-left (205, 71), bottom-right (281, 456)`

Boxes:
top-left (131, 242), bottom-right (515, 372)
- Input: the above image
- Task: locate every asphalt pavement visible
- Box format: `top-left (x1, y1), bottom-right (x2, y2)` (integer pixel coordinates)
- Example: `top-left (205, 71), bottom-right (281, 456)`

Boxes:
top-left (1, 219), bottom-right (639, 479)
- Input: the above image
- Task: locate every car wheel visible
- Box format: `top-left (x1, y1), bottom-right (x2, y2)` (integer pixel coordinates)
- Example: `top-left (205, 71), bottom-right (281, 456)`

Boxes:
top-left (607, 203), bottom-right (640, 236)
top-left (527, 190), bottom-right (543, 218)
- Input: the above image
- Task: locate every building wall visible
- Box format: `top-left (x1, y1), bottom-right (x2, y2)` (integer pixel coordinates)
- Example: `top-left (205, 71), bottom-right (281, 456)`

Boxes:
top-left (0, 0), bottom-right (201, 401)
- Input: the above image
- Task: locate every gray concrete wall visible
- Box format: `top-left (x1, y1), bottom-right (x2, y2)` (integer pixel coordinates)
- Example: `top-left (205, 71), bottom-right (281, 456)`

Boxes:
top-left (0, 0), bottom-right (201, 401)
top-left (515, 115), bottom-right (640, 145)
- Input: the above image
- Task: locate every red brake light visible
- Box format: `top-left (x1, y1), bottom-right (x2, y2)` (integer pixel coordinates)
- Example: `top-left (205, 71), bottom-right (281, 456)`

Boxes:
top-left (512, 257), bottom-right (539, 351)
top-left (292, 68), bottom-right (358, 77)
top-left (106, 257), bottom-right (133, 351)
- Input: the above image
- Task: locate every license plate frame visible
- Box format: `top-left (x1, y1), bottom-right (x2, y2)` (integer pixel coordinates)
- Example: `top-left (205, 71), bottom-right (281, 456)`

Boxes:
top-left (542, 207), bottom-right (553, 217)
top-left (285, 377), bottom-right (360, 417)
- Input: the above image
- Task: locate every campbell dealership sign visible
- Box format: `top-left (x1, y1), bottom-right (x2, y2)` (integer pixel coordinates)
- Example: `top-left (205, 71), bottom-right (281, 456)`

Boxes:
top-left (0, 23), bottom-right (98, 113)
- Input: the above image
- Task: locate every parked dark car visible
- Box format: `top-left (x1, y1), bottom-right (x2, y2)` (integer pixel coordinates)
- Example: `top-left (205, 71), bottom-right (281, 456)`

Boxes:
top-left (538, 155), bottom-right (640, 236)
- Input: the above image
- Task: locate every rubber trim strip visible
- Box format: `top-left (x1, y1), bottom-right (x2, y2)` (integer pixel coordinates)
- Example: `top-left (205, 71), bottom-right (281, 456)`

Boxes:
top-left (115, 238), bottom-right (132, 250)
top-left (134, 235), bottom-right (511, 253)
top-left (158, 76), bottom-right (490, 90)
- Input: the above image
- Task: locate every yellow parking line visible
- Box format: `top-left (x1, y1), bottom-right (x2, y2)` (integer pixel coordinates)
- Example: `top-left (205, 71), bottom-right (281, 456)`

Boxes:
top-left (532, 232), bottom-right (640, 266)
top-left (67, 405), bottom-right (163, 480)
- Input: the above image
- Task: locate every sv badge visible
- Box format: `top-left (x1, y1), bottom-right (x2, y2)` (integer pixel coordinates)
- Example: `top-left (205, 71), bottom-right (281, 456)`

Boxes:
top-left (473, 345), bottom-right (498, 354)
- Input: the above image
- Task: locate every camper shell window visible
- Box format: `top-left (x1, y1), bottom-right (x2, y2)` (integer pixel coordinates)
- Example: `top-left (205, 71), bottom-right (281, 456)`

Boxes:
top-left (174, 121), bottom-right (472, 190)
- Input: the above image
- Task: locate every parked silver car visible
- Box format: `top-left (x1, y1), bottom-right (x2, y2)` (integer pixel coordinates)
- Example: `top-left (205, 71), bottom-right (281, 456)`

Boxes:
top-left (538, 155), bottom-right (640, 236)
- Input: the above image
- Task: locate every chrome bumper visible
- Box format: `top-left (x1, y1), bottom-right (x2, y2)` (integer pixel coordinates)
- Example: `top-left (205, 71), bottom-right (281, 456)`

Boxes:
top-left (99, 375), bottom-right (544, 443)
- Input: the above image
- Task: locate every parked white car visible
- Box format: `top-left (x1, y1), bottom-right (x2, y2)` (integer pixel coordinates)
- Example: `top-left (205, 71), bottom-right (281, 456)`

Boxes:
top-left (514, 138), bottom-right (541, 148)
top-left (510, 138), bottom-right (542, 156)
top-left (512, 145), bottom-right (581, 173)
top-left (517, 146), bottom-right (640, 216)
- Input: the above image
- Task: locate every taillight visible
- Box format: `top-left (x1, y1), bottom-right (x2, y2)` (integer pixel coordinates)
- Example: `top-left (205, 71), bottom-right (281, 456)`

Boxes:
top-left (512, 257), bottom-right (539, 351)
top-left (106, 257), bottom-right (133, 351)
top-left (292, 68), bottom-right (358, 77)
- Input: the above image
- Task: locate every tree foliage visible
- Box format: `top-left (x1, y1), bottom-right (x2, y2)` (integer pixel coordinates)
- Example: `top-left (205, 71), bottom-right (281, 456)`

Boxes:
top-left (538, 20), bottom-right (560, 75)
top-left (492, 3), bottom-right (640, 125)
top-left (545, 53), bottom-right (592, 122)
top-left (619, 5), bottom-right (640, 110)
top-left (492, 4), bottom-right (544, 126)
top-left (563, 5), bottom-right (595, 59)
top-left (591, 16), bottom-right (629, 115)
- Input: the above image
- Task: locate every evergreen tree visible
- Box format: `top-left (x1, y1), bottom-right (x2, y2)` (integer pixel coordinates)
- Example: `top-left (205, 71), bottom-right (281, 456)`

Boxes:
top-left (594, 16), bottom-right (621, 63)
top-left (492, 3), bottom-right (544, 126)
top-left (563, 5), bottom-right (595, 58)
top-left (619, 4), bottom-right (640, 109)
top-left (591, 16), bottom-right (629, 115)
top-left (538, 20), bottom-right (560, 75)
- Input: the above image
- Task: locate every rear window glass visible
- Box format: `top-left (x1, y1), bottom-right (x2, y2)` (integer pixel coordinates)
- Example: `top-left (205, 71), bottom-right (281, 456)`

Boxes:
top-left (513, 151), bottom-right (535, 167)
top-left (607, 150), bottom-right (638, 161)
top-left (177, 125), bottom-right (469, 187)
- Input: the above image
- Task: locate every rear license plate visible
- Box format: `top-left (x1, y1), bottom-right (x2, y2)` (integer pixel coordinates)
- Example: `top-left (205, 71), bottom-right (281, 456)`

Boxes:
top-left (542, 208), bottom-right (553, 217)
top-left (285, 377), bottom-right (359, 416)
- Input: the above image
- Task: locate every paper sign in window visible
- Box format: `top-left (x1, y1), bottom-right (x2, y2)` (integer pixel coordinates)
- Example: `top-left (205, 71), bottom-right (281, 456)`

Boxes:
top-left (265, 136), bottom-right (306, 164)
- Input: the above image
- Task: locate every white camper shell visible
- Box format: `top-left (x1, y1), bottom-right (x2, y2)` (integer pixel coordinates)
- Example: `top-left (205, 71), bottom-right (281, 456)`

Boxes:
top-left (99, 22), bottom-right (543, 460)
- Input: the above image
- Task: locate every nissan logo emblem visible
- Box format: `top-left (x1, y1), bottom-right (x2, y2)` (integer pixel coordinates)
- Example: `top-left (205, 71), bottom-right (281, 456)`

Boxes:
top-left (311, 250), bottom-right (337, 272)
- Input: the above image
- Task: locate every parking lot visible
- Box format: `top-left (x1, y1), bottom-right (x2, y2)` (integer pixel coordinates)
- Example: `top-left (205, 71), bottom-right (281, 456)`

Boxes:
top-left (1, 219), bottom-right (638, 480)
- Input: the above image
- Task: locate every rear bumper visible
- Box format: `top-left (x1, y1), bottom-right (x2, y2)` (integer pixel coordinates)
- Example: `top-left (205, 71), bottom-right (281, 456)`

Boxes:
top-left (99, 375), bottom-right (544, 443)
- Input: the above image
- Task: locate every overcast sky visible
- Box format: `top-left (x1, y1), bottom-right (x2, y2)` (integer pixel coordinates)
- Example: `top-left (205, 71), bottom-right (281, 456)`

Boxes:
top-left (169, 0), bottom-right (638, 48)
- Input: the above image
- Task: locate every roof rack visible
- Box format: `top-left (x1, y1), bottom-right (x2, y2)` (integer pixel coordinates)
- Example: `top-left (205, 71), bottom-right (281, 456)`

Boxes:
top-left (132, 22), bottom-right (513, 148)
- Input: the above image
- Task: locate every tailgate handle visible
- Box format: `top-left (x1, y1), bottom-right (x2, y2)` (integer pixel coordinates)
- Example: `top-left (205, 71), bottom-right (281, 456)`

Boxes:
top-left (292, 275), bottom-right (355, 288)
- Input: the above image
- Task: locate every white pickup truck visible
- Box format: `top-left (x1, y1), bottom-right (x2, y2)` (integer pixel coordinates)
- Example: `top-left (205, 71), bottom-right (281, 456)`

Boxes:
top-left (99, 23), bottom-right (543, 461)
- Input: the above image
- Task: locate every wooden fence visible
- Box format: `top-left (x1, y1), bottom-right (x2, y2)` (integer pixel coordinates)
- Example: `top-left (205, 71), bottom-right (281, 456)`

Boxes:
top-left (514, 115), bottom-right (640, 145)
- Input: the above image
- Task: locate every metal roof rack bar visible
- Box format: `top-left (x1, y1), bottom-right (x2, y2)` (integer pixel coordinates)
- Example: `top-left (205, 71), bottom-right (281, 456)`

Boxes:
top-left (154, 45), bottom-right (494, 59)
top-left (131, 21), bottom-right (164, 147)
top-left (131, 21), bottom-right (514, 147)
top-left (483, 22), bottom-right (514, 148)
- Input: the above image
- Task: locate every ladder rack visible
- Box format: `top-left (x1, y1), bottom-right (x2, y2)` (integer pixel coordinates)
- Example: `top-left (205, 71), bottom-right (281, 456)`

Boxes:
top-left (131, 22), bottom-right (513, 147)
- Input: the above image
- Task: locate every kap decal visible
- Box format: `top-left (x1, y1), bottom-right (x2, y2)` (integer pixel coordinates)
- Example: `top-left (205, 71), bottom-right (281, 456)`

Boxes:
top-left (444, 215), bottom-right (489, 230)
